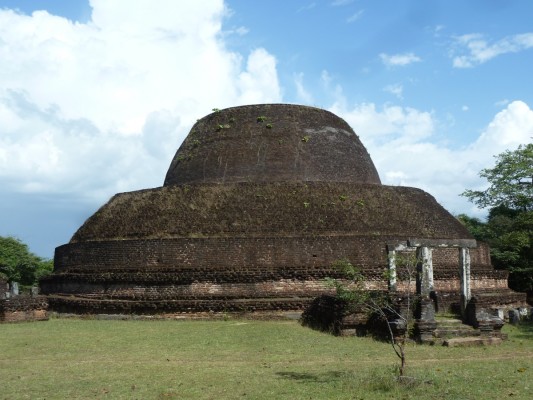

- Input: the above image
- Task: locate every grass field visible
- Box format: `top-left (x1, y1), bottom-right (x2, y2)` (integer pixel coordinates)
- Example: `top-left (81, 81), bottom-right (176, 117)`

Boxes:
top-left (0, 317), bottom-right (532, 400)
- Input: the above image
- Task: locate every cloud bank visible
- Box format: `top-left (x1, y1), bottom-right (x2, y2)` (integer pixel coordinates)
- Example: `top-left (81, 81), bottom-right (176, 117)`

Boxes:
top-left (0, 0), bottom-right (281, 202)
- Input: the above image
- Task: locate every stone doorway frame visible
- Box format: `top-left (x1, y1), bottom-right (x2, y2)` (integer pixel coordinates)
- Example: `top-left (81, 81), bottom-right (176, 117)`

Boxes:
top-left (386, 238), bottom-right (477, 318)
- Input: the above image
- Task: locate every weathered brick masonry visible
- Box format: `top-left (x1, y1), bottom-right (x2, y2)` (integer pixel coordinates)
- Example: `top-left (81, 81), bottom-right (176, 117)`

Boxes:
top-left (0, 296), bottom-right (48, 322)
top-left (41, 104), bottom-right (526, 316)
top-left (43, 234), bottom-right (515, 314)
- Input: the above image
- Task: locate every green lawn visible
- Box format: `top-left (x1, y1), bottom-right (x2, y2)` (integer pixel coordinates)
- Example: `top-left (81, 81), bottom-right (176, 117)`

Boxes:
top-left (0, 317), bottom-right (532, 399)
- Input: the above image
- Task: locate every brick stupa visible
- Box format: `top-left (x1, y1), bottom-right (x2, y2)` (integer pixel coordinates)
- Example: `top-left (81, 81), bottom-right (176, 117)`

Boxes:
top-left (41, 104), bottom-right (525, 318)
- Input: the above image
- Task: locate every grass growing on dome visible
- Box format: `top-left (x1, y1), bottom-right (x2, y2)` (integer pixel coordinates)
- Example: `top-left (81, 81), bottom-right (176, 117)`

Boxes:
top-left (0, 318), bottom-right (532, 399)
top-left (71, 182), bottom-right (470, 242)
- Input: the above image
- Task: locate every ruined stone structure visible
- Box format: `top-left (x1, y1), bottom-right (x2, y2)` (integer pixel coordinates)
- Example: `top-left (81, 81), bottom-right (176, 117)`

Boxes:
top-left (41, 104), bottom-right (526, 326)
top-left (0, 279), bottom-right (48, 322)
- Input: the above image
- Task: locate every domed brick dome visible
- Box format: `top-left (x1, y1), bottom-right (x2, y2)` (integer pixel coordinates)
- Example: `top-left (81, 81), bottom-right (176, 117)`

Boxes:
top-left (164, 104), bottom-right (381, 186)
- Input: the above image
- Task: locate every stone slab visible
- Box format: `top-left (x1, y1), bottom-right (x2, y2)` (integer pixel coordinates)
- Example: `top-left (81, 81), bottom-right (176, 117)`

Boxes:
top-left (408, 238), bottom-right (477, 248)
top-left (443, 337), bottom-right (502, 347)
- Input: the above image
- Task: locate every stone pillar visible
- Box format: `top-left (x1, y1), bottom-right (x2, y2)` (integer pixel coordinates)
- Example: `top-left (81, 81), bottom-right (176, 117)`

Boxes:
top-left (417, 247), bottom-right (433, 297)
top-left (459, 247), bottom-right (471, 316)
top-left (10, 282), bottom-right (19, 296)
top-left (508, 309), bottom-right (520, 324)
top-left (387, 249), bottom-right (397, 291)
top-left (415, 246), bottom-right (436, 343)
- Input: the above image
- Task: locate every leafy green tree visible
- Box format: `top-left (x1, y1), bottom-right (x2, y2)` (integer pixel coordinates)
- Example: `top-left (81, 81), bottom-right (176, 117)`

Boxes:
top-left (0, 236), bottom-right (53, 288)
top-left (462, 144), bottom-right (533, 211)
top-left (461, 143), bottom-right (533, 292)
top-left (456, 214), bottom-right (491, 242)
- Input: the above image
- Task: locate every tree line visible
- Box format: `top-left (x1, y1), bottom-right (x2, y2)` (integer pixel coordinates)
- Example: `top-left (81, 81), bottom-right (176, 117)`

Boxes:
top-left (0, 236), bottom-right (53, 290)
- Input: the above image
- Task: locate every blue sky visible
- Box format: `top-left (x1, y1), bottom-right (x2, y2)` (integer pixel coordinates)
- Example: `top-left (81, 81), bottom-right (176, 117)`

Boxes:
top-left (1, 0), bottom-right (532, 258)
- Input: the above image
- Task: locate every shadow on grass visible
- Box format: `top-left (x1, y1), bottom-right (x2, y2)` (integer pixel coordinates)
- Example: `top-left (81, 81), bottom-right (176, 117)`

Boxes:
top-left (276, 370), bottom-right (344, 383)
top-left (514, 320), bottom-right (533, 339)
top-left (276, 368), bottom-right (434, 396)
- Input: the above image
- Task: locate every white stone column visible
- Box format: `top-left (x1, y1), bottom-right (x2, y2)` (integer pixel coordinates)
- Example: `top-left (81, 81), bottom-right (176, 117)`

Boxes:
top-left (459, 247), bottom-right (471, 313)
top-left (387, 249), bottom-right (397, 291)
top-left (10, 281), bottom-right (19, 296)
top-left (417, 247), bottom-right (433, 297)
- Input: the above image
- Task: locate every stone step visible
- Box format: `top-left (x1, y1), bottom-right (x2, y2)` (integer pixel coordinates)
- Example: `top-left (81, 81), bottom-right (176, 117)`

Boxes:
top-left (435, 317), bottom-right (463, 323)
top-left (433, 317), bottom-right (481, 339)
top-left (443, 337), bottom-right (503, 347)
top-left (434, 320), bottom-right (465, 328)
top-left (433, 328), bottom-right (480, 338)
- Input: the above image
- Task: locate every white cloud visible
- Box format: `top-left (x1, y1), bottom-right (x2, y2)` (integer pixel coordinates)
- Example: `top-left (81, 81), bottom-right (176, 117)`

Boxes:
top-left (330, 102), bottom-right (434, 147)
top-left (495, 99), bottom-right (510, 107)
top-left (380, 52), bottom-right (421, 67)
top-left (321, 70), bottom-right (333, 87)
top-left (320, 70), bottom-right (345, 106)
top-left (236, 48), bottom-right (281, 104)
top-left (330, 100), bottom-right (533, 216)
top-left (0, 0), bottom-right (281, 202)
top-left (452, 32), bottom-right (533, 68)
top-left (331, 0), bottom-right (355, 6)
top-left (432, 25), bottom-right (444, 37)
top-left (462, 105), bottom-right (469, 112)
top-left (223, 25), bottom-right (249, 36)
top-left (347, 10), bottom-right (364, 23)
top-left (235, 26), bottom-right (249, 36)
top-left (294, 72), bottom-right (314, 104)
top-left (473, 100), bottom-right (533, 150)
top-left (297, 3), bottom-right (316, 12)
top-left (383, 83), bottom-right (403, 99)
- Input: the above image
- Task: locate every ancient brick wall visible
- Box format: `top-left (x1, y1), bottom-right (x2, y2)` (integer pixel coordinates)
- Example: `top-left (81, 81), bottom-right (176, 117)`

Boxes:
top-left (42, 235), bottom-right (508, 315)
top-left (0, 296), bottom-right (48, 322)
top-left (54, 236), bottom-right (495, 273)
top-left (54, 235), bottom-right (390, 273)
